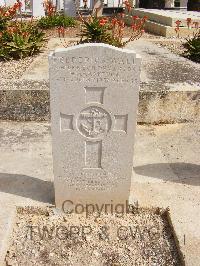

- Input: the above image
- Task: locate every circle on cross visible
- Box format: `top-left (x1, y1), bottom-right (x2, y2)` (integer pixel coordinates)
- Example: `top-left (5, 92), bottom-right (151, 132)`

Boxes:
top-left (77, 106), bottom-right (112, 139)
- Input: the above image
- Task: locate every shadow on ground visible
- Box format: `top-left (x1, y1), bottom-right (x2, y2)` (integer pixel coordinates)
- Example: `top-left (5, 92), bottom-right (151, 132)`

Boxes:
top-left (0, 173), bottom-right (54, 203)
top-left (134, 163), bottom-right (200, 186)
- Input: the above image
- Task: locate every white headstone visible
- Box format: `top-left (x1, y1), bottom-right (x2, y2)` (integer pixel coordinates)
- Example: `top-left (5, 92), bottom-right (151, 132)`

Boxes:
top-left (0, 0), bottom-right (5, 6)
top-left (180, 0), bottom-right (188, 8)
top-left (92, 0), bottom-right (103, 16)
top-left (165, 0), bottom-right (174, 8)
top-left (21, 1), bottom-right (25, 12)
top-left (64, 0), bottom-right (76, 17)
top-left (32, 0), bottom-right (45, 18)
top-left (49, 44), bottom-right (141, 209)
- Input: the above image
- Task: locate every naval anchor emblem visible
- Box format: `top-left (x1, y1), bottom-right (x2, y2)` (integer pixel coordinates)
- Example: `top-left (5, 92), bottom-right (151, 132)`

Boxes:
top-left (77, 106), bottom-right (112, 139)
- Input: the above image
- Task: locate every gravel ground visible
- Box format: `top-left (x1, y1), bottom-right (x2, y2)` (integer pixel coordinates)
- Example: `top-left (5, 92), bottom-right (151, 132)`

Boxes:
top-left (153, 40), bottom-right (186, 56)
top-left (0, 57), bottom-right (35, 81)
top-left (5, 207), bottom-right (182, 266)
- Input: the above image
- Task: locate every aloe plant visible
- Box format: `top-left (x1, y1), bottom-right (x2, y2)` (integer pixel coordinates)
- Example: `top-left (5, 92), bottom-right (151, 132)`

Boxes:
top-left (183, 30), bottom-right (200, 63)
top-left (0, 22), bottom-right (45, 60)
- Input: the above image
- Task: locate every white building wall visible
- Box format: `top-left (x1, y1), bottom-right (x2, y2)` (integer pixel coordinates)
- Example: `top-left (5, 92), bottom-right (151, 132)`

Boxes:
top-left (0, 0), bottom-right (15, 6)
top-left (78, 0), bottom-right (123, 8)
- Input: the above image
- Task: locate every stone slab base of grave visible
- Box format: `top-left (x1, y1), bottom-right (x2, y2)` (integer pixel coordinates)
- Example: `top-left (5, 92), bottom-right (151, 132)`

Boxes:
top-left (127, 8), bottom-right (200, 37)
top-left (143, 20), bottom-right (198, 37)
top-left (0, 208), bottom-right (16, 266)
top-left (0, 121), bottom-right (199, 264)
top-left (5, 206), bottom-right (183, 265)
top-left (0, 38), bottom-right (199, 124)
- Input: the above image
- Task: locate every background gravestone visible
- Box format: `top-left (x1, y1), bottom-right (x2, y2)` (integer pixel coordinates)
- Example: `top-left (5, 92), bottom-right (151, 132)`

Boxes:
top-left (49, 44), bottom-right (141, 208)
top-left (32, 0), bottom-right (45, 17)
top-left (64, 0), bottom-right (76, 17)
top-left (92, 0), bottom-right (103, 17)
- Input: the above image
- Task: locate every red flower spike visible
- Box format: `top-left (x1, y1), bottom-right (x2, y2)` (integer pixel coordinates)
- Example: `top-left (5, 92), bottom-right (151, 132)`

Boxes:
top-left (193, 22), bottom-right (199, 29)
top-left (175, 20), bottom-right (181, 25)
top-left (143, 16), bottom-right (148, 21)
top-left (132, 15), bottom-right (139, 20)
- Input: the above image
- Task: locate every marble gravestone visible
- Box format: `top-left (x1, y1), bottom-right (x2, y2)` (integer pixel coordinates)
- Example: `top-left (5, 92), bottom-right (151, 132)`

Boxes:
top-left (92, 0), bottom-right (103, 17)
top-left (49, 44), bottom-right (141, 209)
top-left (64, 0), bottom-right (76, 17)
top-left (32, 0), bottom-right (45, 18)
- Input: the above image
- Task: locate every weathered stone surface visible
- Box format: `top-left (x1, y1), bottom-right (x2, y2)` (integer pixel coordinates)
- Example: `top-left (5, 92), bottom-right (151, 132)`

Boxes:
top-left (0, 90), bottom-right (49, 121)
top-left (49, 44), bottom-right (141, 208)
